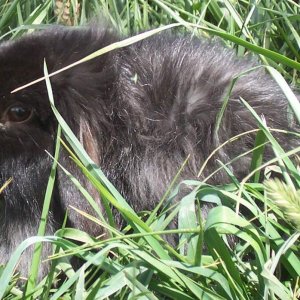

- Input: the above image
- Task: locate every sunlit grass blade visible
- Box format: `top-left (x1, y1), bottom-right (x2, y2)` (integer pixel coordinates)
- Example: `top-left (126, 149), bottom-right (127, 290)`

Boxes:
top-left (26, 125), bottom-right (62, 293)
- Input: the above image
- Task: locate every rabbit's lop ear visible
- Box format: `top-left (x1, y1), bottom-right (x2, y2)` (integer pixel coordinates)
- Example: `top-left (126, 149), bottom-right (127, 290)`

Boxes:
top-left (55, 115), bottom-right (107, 238)
top-left (41, 26), bottom-right (121, 237)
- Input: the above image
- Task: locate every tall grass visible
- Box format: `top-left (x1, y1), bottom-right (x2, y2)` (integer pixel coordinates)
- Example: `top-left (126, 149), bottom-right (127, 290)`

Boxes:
top-left (0, 0), bottom-right (299, 299)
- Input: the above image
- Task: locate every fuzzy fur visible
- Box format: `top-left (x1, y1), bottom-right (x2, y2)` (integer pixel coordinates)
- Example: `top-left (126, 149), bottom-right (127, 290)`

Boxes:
top-left (0, 24), bottom-right (298, 277)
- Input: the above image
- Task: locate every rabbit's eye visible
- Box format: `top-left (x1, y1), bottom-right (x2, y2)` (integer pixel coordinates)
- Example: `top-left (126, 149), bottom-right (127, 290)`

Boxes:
top-left (6, 106), bottom-right (33, 123)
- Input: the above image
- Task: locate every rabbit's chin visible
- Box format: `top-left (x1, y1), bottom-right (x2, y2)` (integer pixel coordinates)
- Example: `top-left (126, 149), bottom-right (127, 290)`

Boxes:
top-left (0, 214), bottom-right (56, 280)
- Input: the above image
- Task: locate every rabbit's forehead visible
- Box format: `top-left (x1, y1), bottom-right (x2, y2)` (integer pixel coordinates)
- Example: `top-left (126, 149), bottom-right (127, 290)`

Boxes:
top-left (0, 65), bottom-right (43, 93)
top-left (0, 50), bottom-right (53, 121)
top-left (0, 39), bottom-right (46, 93)
top-left (0, 57), bottom-right (53, 119)
top-left (0, 59), bottom-right (46, 111)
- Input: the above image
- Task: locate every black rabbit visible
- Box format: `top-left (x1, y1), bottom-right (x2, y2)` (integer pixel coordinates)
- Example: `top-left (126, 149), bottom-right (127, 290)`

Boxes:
top-left (0, 24), bottom-right (298, 277)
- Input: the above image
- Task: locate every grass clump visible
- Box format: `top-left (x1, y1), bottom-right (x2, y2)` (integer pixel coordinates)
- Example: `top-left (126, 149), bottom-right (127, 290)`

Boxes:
top-left (0, 0), bottom-right (299, 299)
top-left (265, 178), bottom-right (300, 231)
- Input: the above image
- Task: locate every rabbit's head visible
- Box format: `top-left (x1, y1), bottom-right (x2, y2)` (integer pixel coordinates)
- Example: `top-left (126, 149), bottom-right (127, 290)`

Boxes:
top-left (0, 26), bottom-right (119, 276)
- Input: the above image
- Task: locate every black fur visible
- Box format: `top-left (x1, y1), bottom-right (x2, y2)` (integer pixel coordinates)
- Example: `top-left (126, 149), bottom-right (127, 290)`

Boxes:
top-left (0, 24), bottom-right (298, 277)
